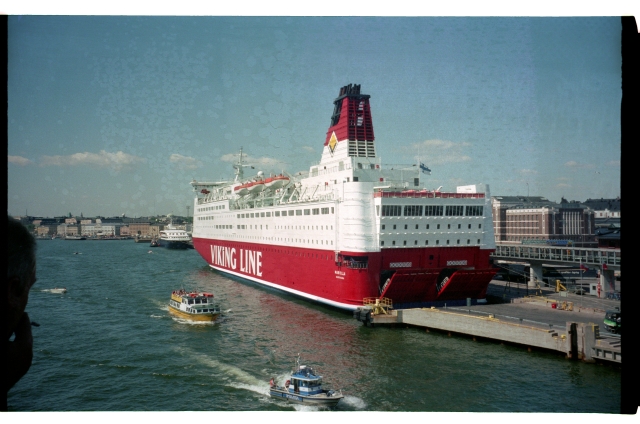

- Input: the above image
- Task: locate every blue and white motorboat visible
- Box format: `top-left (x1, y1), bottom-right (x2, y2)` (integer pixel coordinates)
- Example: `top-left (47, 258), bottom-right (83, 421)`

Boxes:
top-left (269, 354), bottom-right (343, 406)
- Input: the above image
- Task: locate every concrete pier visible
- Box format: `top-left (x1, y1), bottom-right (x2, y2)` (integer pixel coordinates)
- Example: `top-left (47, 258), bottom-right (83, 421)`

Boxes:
top-left (354, 280), bottom-right (621, 364)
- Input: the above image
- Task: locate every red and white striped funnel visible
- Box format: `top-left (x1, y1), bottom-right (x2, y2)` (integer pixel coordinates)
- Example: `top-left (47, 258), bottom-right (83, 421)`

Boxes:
top-left (324, 84), bottom-right (375, 152)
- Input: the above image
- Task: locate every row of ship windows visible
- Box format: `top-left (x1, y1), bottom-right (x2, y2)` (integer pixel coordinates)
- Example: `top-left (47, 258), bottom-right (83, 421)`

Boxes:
top-left (186, 308), bottom-right (217, 314)
top-left (378, 205), bottom-right (483, 217)
top-left (204, 223), bottom-right (480, 232)
top-left (198, 205), bottom-right (481, 218)
top-left (196, 208), bottom-right (334, 220)
top-left (209, 233), bottom-right (334, 246)
top-left (381, 239), bottom-right (482, 246)
top-left (199, 205), bottom-right (226, 212)
top-left (171, 299), bottom-right (212, 307)
top-left (207, 225), bottom-right (333, 231)
top-left (383, 223), bottom-right (482, 230)
top-left (238, 207), bottom-right (334, 218)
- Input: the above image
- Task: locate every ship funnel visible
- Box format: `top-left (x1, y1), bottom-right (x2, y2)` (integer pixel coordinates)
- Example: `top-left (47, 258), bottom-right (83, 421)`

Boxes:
top-left (325, 84), bottom-right (374, 149)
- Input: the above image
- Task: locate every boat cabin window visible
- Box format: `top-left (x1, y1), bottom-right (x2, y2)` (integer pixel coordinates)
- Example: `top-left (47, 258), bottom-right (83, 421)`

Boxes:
top-left (188, 299), bottom-right (194, 305)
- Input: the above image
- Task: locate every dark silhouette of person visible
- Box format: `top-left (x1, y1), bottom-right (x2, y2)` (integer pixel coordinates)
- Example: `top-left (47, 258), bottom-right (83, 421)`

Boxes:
top-left (2, 216), bottom-right (38, 411)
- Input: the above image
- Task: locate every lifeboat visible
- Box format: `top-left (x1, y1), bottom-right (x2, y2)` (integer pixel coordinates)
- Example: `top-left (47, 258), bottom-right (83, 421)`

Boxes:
top-left (247, 180), bottom-right (265, 194)
top-left (234, 183), bottom-right (249, 196)
top-left (264, 174), bottom-right (290, 190)
top-left (234, 180), bottom-right (265, 195)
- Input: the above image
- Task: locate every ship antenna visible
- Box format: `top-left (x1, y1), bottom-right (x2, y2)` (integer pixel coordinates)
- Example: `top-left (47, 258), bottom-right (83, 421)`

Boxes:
top-left (233, 147), bottom-right (254, 181)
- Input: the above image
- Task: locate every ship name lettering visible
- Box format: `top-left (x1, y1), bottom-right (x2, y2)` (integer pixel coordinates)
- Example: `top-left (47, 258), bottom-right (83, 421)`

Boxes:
top-left (210, 245), bottom-right (237, 269)
top-left (240, 249), bottom-right (263, 277)
top-left (335, 271), bottom-right (345, 276)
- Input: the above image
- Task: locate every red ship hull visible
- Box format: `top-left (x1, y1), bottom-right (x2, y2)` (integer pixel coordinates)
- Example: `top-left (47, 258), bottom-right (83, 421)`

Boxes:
top-left (193, 237), bottom-right (496, 310)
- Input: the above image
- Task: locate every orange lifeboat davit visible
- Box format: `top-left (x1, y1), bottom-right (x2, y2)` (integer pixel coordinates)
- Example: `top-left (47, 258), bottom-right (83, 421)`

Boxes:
top-left (264, 174), bottom-right (290, 190)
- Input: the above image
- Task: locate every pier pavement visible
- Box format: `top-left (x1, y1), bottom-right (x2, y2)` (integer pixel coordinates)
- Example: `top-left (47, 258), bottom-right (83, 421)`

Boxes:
top-left (355, 280), bottom-right (621, 364)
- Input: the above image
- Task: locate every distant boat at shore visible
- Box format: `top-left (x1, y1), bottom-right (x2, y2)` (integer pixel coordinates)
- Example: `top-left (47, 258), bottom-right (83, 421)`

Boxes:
top-left (65, 236), bottom-right (86, 240)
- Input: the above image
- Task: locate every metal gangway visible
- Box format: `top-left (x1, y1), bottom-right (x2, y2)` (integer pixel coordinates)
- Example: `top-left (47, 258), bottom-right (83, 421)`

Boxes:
top-left (492, 243), bottom-right (620, 270)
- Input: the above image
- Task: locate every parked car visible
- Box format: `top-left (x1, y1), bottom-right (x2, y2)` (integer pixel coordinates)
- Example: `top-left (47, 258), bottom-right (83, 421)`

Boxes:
top-left (603, 310), bottom-right (621, 334)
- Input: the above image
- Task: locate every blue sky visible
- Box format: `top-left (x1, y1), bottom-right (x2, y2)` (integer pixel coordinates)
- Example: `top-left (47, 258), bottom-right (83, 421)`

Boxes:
top-left (7, 15), bottom-right (622, 218)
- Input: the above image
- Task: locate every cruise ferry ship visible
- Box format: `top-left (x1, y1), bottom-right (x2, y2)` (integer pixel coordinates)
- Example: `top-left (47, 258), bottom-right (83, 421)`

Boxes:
top-left (190, 84), bottom-right (497, 310)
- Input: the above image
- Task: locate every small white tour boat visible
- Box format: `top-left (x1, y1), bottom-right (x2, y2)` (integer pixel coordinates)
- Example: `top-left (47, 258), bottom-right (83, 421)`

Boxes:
top-left (269, 354), bottom-right (343, 406)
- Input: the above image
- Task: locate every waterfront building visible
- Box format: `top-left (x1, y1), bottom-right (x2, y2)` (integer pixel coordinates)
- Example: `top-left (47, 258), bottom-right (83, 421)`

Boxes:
top-left (582, 197), bottom-right (620, 218)
top-left (128, 222), bottom-right (152, 237)
top-left (492, 196), bottom-right (595, 244)
top-left (57, 224), bottom-right (79, 236)
top-left (595, 227), bottom-right (620, 249)
top-left (149, 225), bottom-right (161, 237)
top-left (581, 197), bottom-right (620, 230)
top-left (81, 223), bottom-right (114, 237)
top-left (36, 226), bottom-right (51, 237)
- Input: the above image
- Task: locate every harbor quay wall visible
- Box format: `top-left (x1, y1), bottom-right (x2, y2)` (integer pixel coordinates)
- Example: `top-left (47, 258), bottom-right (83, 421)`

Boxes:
top-left (398, 308), bottom-right (568, 353)
top-left (360, 307), bottom-right (620, 364)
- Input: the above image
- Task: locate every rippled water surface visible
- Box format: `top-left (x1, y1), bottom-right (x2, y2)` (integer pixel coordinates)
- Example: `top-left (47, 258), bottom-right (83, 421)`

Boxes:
top-left (8, 239), bottom-right (622, 412)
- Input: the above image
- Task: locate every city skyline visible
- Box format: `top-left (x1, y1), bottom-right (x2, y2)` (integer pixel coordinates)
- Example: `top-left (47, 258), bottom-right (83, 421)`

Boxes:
top-left (8, 16), bottom-right (622, 217)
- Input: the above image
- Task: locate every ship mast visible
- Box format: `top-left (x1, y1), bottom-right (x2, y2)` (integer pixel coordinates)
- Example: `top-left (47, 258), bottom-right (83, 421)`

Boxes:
top-left (233, 147), bottom-right (254, 182)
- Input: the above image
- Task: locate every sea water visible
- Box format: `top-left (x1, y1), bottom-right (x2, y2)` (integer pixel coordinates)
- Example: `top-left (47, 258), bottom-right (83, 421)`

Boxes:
top-left (7, 239), bottom-right (622, 412)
